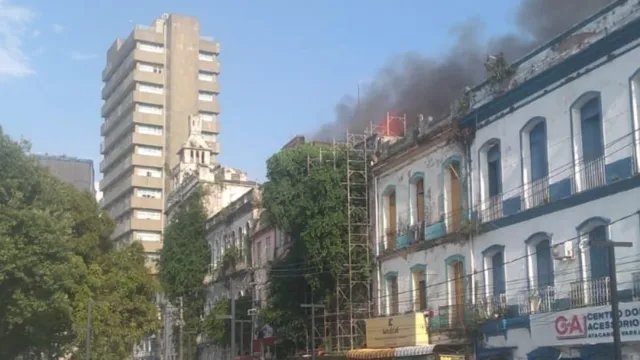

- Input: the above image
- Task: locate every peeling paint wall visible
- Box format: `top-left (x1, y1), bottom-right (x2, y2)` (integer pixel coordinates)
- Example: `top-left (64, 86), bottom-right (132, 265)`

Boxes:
top-left (472, 0), bottom-right (640, 109)
top-left (372, 141), bottom-right (466, 315)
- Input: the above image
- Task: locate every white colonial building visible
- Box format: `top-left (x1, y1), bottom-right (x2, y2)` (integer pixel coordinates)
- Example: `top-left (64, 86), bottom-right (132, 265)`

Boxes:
top-left (199, 187), bottom-right (260, 359)
top-left (460, 1), bottom-right (640, 359)
top-left (372, 117), bottom-right (475, 355)
top-left (166, 115), bottom-right (257, 221)
top-left (373, 1), bottom-right (640, 359)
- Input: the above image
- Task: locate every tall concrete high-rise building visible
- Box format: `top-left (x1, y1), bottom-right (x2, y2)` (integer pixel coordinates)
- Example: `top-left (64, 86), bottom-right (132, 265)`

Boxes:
top-left (35, 154), bottom-right (95, 194)
top-left (99, 14), bottom-right (221, 260)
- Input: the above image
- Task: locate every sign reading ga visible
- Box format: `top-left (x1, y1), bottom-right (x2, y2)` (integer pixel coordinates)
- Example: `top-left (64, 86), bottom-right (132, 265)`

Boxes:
top-left (365, 313), bottom-right (429, 348)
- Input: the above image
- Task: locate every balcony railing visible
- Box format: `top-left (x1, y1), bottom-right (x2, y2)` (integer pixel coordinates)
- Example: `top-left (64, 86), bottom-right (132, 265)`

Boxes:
top-left (569, 276), bottom-right (610, 307)
top-left (378, 212), bottom-right (478, 255)
top-left (481, 195), bottom-right (502, 222)
top-left (633, 272), bottom-right (640, 301)
top-left (512, 277), bottom-right (610, 316)
top-left (524, 177), bottom-right (550, 209)
top-left (480, 148), bottom-right (637, 224)
top-left (579, 156), bottom-right (606, 192)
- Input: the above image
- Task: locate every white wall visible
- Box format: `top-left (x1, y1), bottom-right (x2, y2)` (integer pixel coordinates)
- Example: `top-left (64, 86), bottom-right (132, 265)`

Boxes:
top-left (472, 186), bottom-right (640, 311)
top-left (470, 40), bottom-right (640, 220)
top-left (373, 141), bottom-right (468, 315)
top-left (375, 142), bottom-right (465, 252)
top-left (205, 203), bottom-right (255, 309)
top-left (378, 241), bottom-right (472, 315)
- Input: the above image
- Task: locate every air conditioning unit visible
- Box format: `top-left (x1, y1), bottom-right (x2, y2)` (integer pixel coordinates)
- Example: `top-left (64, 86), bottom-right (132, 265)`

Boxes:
top-left (552, 241), bottom-right (575, 261)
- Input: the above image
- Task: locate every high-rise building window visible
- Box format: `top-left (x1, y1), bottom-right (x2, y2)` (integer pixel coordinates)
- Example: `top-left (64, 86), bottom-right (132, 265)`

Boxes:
top-left (135, 231), bottom-right (162, 242)
top-left (199, 51), bottom-right (215, 62)
top-left (135, 167), bottom-right (162, 178)
top-left (202, 131), bottom-right (216, 143)
top-left (199, 112), bottom-right (216, 122)
top-left (136, 146), bottom-right (162, 157)
top-left (138, 41), bottom-right (164, 53)
top-left (198, 71), bottom-right (216, 82)
top-left (138, 82), bottom-right (163, 95)
top-left (137, 104), bottom-right (163, 115)
top-left (135, 188), bottom-right (162, 199)
top-left (136, 124), bottom-right (163, 136)
top-left (135, 210), bottom-right (161, 220)
top-left (138, 62), bottom-right (163, 73)
top-left (198, 91), bottom-right (215, 102)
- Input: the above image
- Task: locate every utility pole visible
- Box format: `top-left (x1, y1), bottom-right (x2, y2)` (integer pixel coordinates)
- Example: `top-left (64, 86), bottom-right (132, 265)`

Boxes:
top-left (179, 297), bottom-right (184, 360)
top-left (236, 319), bottom-right (252, 355)
top-left (217, 280), bottom-right (236, 360)
top-left (231, 281), bottom-right (236, 360)
top-left (590, 239), bottom-right (632, 360)
top-left (248, 308), bottom-right (259, 357)
top-left (85, 300), bottom-right (93, 360)
top-left (301, 303), bottom-right (325, 360)
top-left (162, 302), bottom-right (169, 360)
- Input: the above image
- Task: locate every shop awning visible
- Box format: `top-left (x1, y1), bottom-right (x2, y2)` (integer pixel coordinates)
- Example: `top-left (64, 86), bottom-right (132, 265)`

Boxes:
top-left (346, 348), bottom-right (395, 359)
top-left (476, 346), bottom-right (517, 360)
top-left (394, 345), bottom-right (436, 357)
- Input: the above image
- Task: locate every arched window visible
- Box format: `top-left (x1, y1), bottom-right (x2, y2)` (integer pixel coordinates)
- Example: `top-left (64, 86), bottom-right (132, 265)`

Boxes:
top-left (580, 98), bottom-right (604, 162)
top-left (521, 118), bottom-right (549, 208)
top-left (525, 232), bottom-right (555, 295)
top-left (384, 272), bottom-right (399, 315)
top-left (442, 157), bottom-right (463, 232)
top-left (382, 186), bottom-right (397, 250)
top-left (577, 217), bottom-right (611, 306)
top-left (482, 245), bottom-right (506, 299)
top-left (487, 145), bottom-right (502, 197)
top-left (571, 93), bottom-right (606, 191)
top-left (479, 139), bottom-right (503, 221)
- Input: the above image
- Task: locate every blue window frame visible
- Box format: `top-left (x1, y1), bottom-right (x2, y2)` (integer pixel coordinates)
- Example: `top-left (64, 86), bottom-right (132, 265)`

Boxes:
top-left (492, 251), bottom-right (506, 296)
top-left (487, 144), bottom-right (502, 196)
top-left (580, 98), bottom-right (604, 162)
top-left (589, 225), bottom-right (610, 279)
top-left (529, 121), bottom-right (549, 181)
top-left (536, 239), bottom-right (554, 288)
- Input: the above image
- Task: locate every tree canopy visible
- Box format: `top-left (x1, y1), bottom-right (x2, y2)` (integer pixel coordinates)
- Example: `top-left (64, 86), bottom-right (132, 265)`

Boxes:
top-left (203, 295), bottom-right (252, 349)
top-left (0, 127), bottom-right (160, 359)
top-left (260, 143), bottom-right (369, 352)
top-left (159, 187), bottom-right (210, 350)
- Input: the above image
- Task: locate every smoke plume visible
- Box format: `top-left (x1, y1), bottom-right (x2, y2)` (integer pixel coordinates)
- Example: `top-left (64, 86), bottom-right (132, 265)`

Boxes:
top-left (313, 0), bottom-right (614, 140)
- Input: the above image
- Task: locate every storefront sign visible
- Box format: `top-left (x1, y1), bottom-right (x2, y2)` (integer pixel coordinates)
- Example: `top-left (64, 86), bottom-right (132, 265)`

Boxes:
top-left (440, 356), bottom-right (465, 360)
top-left (365, 313), bottom-right (429, 348)
top-left (530, 300), bottom-right (640, 346)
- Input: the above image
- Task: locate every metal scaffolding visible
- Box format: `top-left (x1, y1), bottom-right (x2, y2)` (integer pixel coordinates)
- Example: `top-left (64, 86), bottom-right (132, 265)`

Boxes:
top-left (304, 112), bottom-right (407, 353)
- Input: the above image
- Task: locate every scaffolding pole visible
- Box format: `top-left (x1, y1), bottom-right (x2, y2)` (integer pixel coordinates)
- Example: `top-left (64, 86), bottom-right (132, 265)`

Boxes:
top-left (304, 127), bottom-right (378, 352)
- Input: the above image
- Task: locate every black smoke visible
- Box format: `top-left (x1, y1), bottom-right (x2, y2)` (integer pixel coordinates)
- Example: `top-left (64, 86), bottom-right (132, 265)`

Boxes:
top-left (313, 0), bottom-right (614, 140)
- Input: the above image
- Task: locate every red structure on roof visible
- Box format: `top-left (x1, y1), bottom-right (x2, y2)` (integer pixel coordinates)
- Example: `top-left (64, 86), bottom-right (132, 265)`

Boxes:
top-left (375, 112), bottom-right (406, 137)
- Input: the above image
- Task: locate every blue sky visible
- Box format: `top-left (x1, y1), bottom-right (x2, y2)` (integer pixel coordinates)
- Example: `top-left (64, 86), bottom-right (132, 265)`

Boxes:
top-left (0, 0), bottom-right (518, 183)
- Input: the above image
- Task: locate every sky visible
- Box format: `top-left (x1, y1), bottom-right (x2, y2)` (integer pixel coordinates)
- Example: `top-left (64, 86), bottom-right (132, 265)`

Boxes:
top-left (0, 0), bottom-right (519, 183)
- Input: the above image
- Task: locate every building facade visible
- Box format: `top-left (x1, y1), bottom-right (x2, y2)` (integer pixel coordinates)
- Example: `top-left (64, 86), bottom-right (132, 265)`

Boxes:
top-left (372, 118), bottom-right (473, 357)
top-left (461, 1), bottom-right (640, 358)
top-left (251, 210), bottom-right (291, 309)
top-left (200, 188), bottom-right (260, 359)
top-left (166, 115), bottom-right (256, 223)
top-left (369, 2), bottom-right (640, 359)
top-left (35, 154), bottom-right (95, 193)
top-left (99, 14), bottom-right (221, 255)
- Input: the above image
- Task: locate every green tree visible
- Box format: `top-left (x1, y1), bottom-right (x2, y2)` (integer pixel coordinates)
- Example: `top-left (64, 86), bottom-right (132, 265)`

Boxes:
top-left (260, 143), bottom-right (369, 352)
top-left (0, 128), bottom-right (83, 358)
top-left (61, 179), bottom-right (160, 360)
top-left (159, 187), bottom-right (210, 349)
top-left (203, 295), bottom-right (253, 349)
top-left (0, 127), bottom-right (161, 359)
top-left (72, 242), bottom-right (161, 360)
